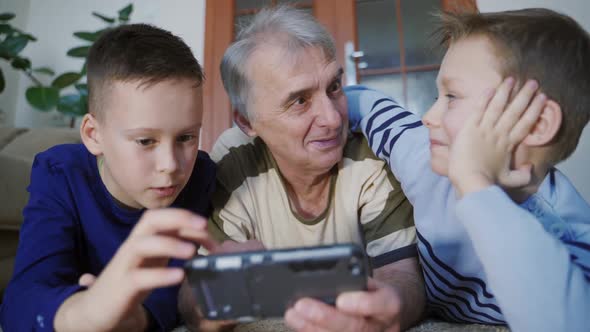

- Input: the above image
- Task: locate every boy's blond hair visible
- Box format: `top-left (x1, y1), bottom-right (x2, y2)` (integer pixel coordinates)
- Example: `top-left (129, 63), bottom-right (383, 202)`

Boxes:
top-left (434, 8), bottom-right (590, 162)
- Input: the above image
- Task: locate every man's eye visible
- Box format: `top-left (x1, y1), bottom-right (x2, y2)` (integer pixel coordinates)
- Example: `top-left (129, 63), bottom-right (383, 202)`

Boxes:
top-left (329, 80), bottom-right (342, 93)
top-left (295, 97), bottom-right (307, 105)
top-left (177, 134), bottom-right (195, 143)
top-left (446, 94), bottom-right (456, 100)
top-left (136, 138), bottom-right (155, 146)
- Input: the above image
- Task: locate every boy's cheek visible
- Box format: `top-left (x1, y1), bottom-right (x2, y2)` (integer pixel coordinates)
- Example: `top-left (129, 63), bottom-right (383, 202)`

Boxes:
top-left (443, 119), bottom-right (462, 143)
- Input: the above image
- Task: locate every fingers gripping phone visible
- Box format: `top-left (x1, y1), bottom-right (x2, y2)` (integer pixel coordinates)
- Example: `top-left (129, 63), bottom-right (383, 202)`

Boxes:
top-left (184, 243), bottom-right (369, 321)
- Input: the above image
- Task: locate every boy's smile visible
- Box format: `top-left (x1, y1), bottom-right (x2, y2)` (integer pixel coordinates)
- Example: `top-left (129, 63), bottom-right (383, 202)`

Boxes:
top-left (91, 78), bottom-right (203, 209)
top-left (423, 35), bottom-right (503, 176)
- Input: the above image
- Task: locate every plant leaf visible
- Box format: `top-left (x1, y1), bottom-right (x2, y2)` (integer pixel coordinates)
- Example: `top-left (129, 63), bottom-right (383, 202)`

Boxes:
top-left (75, 83), bottom-right (88, 97)
top-left (73, 31), bottom-right (98, 42)
top-left (0, 50), bottom-right (10, 60)
top-left (11, 56), bottom-right (31, 70)
top-left (0, 35), bottom-right (28, 56)
top-left (94, 27), bottom-right (110, 36)
top-left (57, 93), bottom-right (87, 116)
top-left (26, 86), bottom-right (59, 111)
top-left (80, 61), bottom-right (87, 75)
top-left (22, 33), bottom-right (36, 41)
top-left (33, 67), bottom-right (55, 76)
top-left (0, 24), bottom-right (12, 34)
top-left (0, 69), bottom-right (5, 93)
top-left (66, 46), bottom-right (90, 58)
top-left (92, 12), bottom-right (115, 24)
top-left (118, 4), bottom-right (133, 22)
top-left (0, 13), bottom-right (16, 21)
top-left (51, 72), bottom-right (81, 89)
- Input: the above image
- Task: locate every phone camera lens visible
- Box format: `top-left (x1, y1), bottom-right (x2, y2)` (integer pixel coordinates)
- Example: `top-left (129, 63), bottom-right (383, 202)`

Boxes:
top-left (349, 256), bottom-right (361, 275)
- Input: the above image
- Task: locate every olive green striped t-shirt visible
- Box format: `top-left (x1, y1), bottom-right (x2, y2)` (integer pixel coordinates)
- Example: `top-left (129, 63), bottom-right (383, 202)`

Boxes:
top-left (208, 127), bottom-right (416, 267)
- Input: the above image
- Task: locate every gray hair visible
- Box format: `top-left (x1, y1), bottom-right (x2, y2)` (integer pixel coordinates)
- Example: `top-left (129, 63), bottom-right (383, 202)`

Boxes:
top-left (220, 5), bottom-right (336, 119)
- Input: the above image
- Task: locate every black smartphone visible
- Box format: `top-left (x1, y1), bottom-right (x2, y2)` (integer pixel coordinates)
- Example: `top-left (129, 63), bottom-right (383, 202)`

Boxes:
top-left (184, 243), bottom-right (369, 321)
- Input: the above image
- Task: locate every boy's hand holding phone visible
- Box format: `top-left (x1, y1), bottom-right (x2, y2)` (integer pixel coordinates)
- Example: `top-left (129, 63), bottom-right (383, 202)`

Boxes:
top-left (449, 78), bottom-right (546, 197)
top-left (55, 208), bottom-right (218, 332)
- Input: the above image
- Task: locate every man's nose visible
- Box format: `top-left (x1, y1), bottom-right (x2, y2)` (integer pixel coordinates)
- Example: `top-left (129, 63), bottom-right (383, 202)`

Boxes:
top-left (315, 94), bottom-right (342, 128)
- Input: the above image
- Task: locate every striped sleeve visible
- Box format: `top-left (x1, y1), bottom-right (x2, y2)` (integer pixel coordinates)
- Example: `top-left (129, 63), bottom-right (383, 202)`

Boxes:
top-left (345, 85), bottom-right (433, 206)
top-left (456, 186), bottom-right (590, 331)
top-left (565, 237), bottom-right (590, 281)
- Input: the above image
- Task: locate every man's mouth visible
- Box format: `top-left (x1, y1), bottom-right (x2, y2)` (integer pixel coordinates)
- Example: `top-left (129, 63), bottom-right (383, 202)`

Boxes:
top-left (310, 134), bottom-right (342, 150)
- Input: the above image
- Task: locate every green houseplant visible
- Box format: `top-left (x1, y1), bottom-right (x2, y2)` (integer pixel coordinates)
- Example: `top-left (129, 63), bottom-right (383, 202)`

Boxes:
top-left (0, 12), bottom-right (38, 117)
top-left (0, 4), bottom-right (133, 127)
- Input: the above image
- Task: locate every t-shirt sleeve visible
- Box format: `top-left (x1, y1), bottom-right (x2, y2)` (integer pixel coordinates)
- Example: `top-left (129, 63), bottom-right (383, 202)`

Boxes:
top-left (207, 177), bottom-right (254, 244)
top-left (0, 154), bottom-right (84, 331)
top-left (359, 163), bottom-right (417, 269)
top-left (210, 127), bottom-right (254, 163)
top-left (205, 128), bottom-right (259, 247)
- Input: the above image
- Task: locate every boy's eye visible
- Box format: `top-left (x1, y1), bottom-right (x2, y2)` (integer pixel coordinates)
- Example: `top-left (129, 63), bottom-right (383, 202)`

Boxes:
top-left (177, 134), bottom-right (196, 143)
top-left (136, 138), bottom-right (155, 146)
top-left (445, 94), bottom-right (456, 100)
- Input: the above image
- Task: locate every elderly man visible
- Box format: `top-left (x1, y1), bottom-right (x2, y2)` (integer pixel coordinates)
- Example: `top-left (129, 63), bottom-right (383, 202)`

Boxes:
top-left (202, 6), bottom-right (424, 332)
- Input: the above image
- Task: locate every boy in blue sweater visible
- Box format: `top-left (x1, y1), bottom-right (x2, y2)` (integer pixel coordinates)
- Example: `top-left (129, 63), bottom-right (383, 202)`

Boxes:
top-left (286, 8), bottom-right (590, 332)
top-left (0, 24), bottom-right (222, 331)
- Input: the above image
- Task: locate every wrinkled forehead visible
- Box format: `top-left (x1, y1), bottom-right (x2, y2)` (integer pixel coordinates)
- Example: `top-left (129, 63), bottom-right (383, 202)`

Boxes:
top-left (246, 44), bottom-right (340, 110)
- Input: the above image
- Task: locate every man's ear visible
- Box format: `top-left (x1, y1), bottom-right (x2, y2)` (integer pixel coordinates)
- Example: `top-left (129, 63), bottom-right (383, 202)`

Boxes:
top-left (80, 113), bottom-right (103, 156)
top-left (233, 110), bottom-right (257, 137)
top-left (523, 99), bottom-right (562, 146)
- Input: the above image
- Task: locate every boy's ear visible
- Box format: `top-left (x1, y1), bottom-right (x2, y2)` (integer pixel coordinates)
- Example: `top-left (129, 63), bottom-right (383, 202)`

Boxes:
top-left (523, 99), bottom-right (562, 147)
top-left (233, 110), bottom-right (257, 137)
top-left (80, 113), bottom-right (103, 156)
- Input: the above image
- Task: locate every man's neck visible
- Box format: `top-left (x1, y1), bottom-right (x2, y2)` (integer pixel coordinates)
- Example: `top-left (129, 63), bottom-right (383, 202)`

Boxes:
top-left (276, 159), bottom-right (334, 220)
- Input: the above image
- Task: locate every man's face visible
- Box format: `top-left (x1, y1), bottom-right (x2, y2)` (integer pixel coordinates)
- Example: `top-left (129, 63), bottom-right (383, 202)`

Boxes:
top-left (422, 36), bottom-right (503, 176)
top-left (244, 45), bottom-right (348, 173)
top-left (96, 79), bottom-right (202, 209)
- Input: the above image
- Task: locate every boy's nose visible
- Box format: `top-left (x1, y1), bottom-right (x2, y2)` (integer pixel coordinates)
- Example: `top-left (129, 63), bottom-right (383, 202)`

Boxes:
top-left (423, 103), bottom-right (442, 128)
top-left (156, 146), bottom-right (179, 174)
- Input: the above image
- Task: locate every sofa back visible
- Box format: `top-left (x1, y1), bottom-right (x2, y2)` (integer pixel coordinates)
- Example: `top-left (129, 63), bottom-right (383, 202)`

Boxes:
top-left (0, 127), bottom-right (81, 230)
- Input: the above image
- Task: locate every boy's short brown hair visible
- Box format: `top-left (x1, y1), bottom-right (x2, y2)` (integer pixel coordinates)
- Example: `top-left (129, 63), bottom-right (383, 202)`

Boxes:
top-left (87, 24), bottom-right (204, 120)
top-left (434, 8), bottom-right (590, 162)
